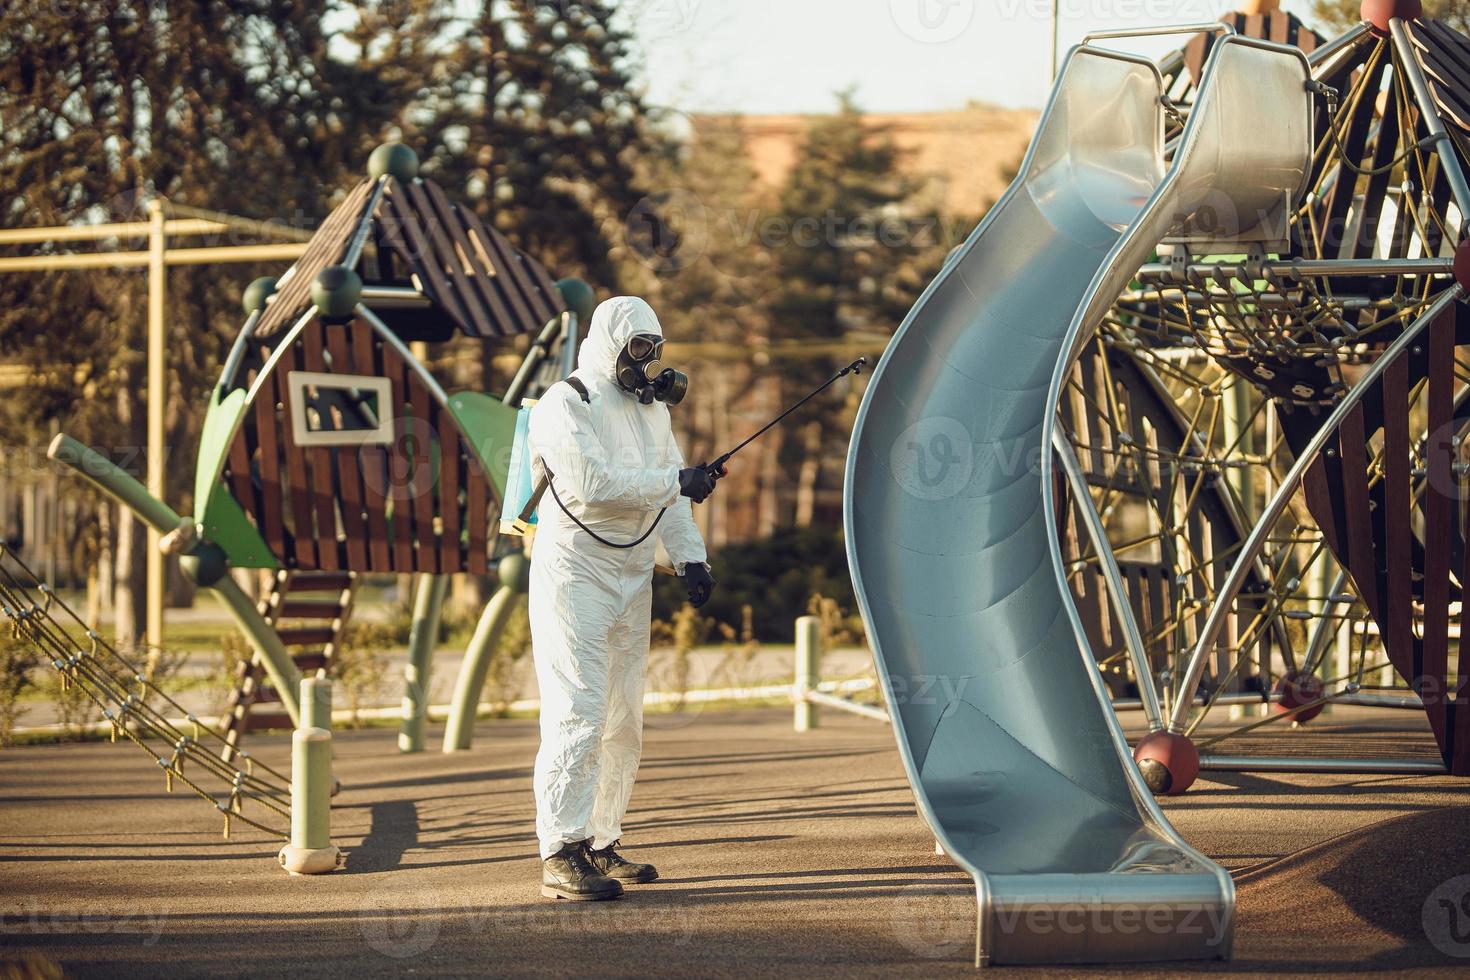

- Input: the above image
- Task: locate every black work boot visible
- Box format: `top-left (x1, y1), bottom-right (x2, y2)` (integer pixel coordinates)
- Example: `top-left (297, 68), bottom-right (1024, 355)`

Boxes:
top-left (541, 840), bottom-right (624, 901)
top-left (586, 840), bottom-right (659, 883)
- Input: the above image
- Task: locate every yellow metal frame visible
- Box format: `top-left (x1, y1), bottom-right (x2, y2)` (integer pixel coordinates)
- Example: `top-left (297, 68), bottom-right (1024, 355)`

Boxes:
top-left (0, 198), bottom-right (314, 655)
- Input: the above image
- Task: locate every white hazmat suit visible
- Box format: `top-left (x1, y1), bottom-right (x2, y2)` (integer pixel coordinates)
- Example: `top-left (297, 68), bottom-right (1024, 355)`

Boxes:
top-left (527, 296), bottom-right (708, 859)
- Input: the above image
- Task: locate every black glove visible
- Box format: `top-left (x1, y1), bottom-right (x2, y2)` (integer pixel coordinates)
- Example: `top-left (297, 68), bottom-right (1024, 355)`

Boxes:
top-left (678, 465), bottom-right (717, 503)
top-left (682, 564), bottom-right (715, 608)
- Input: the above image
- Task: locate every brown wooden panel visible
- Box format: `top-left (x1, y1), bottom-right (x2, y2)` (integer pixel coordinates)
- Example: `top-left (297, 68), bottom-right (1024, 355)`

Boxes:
top-left (1380, 354), bottom-right (1414, 683)
top-left (252, 365), bottom-right (288, 560)
top-left (277, 343), bottom-right (317, 569)
top-left (1269, 11), bottom-right (1290, 45)
top-left (1354, 75), bottom-right (1402, 259)
top-left (350, 320), bottom-right (393, 572)
top-left (1323, 48), bottom-right (1388, 260)
top-left (225, 425), bottom-right (258, 533)
top-left (386, 342), bottom-right (416, 572)
top-left (256, 179), bottom-right (375, 337)
top-left (302, 325), bottom-right (340, 571)
top-left (406, 180), bottom-right (497, 337)
top-left (465, 433), bottom-right (490, 575)
top-left (1422, 309), bottom-right (1454, 749)
top-left (1338, 405), bottom-right (1382, 618)
top-left (521, 235), bottom-right (566, 324)
top-left (383, 183), bottom-right (469, 332)
top-left (463, 210), bottom-right (539, 328)
top-left (406, 366), bottom-right (440, 574)
top-left (438, 401), bottom-right (464, 573)
top-left (326, 325), bottom-right (370, 570)
top-left (279, 599), bottom-right (343, 619)
top-left (429, 179), bottom-right (521, 333)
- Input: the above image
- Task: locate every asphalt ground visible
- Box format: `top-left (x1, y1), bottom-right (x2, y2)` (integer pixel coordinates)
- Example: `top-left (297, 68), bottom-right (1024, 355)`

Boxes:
top-left (1, 707), bottom-right (1467, 977)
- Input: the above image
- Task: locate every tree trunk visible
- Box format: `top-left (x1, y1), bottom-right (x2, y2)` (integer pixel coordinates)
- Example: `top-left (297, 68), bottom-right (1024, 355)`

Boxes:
top-left (114, 510), bottom-right (146, 652)
top-left (757, 377), bottom-right (784, 537)
top-left (97, 501), bottom-right (114, 614)
top-left (794, 420), bottom-right (823, 528)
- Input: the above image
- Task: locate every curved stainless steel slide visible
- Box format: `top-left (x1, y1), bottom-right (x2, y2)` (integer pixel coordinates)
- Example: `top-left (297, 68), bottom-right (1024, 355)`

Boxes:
top-left (844, 36), bottom-right (1312, 966)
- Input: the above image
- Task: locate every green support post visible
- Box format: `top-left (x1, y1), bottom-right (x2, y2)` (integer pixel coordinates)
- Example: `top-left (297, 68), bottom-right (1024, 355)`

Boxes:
top-left (278, 678), bottom-right (340, 875)
top-left (442, 585), bottom-right (519, 752)
top-left (47, 432), bottom-right (302, 725)
top-left (399, 574), bottom-right (449, 753)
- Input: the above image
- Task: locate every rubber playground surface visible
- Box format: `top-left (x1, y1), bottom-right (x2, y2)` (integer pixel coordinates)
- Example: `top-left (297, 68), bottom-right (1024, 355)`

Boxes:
top-left (1, 707), bottom-right (1467, 977)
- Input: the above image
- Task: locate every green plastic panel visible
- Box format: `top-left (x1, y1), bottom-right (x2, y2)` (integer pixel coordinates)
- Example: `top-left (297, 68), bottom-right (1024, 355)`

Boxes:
top-left (446, 391), bottom-right (519, 501)
top-left (195, 386), bottom-right (279, 569)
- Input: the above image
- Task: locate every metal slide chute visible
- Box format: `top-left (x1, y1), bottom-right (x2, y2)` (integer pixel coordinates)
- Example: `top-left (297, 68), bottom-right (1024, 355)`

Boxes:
top-left (845, 33), bottom-right (1312, 966)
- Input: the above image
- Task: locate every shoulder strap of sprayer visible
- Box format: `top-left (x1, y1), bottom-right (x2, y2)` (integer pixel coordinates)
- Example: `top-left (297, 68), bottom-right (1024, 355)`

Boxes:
top-left (519, 376), bottom-right (668, 550)
top-left (563, 376), bottom-right (591, 403)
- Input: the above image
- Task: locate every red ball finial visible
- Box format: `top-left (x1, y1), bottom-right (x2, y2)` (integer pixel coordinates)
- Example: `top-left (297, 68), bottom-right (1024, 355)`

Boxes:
top-left (1361, 0), bottom-right (1423, 36)
top-left (1133, 731), bottom-right (1200, 796)
top-left (1454, 239), bottom-right (1470, 294)
top-left (1273, 671), bottom-right (1327, 723)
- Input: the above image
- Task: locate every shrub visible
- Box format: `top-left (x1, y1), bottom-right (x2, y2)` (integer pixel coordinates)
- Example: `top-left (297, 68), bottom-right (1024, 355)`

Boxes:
top-left (652, 525), bottom-right (860, 642)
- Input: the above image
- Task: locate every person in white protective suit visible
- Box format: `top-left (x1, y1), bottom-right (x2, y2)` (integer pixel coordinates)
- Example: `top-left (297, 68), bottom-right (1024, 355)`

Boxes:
top-left (527, 295), bottom-right (722, 902)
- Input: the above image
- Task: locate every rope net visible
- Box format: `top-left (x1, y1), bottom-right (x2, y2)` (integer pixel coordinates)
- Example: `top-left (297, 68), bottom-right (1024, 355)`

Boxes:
top-left (0, 545), bottom-right (289, 839)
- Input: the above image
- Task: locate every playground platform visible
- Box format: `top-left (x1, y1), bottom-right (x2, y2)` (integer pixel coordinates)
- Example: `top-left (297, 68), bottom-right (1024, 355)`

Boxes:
top-left (1, 706), bottom-right (1466, 977)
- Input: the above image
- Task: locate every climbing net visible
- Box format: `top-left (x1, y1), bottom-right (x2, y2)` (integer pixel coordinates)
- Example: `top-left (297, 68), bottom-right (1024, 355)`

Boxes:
top-left (0, 545), bottom-right (289, 838)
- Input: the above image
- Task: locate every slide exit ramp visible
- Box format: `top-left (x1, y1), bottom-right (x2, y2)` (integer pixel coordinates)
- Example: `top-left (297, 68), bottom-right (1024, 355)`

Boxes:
top-left (844, 32), bottom-right (1312, 967)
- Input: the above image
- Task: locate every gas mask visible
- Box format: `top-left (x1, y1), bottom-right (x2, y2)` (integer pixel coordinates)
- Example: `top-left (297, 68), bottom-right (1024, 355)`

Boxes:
top-left (615, 333), bottom-right (688, 405)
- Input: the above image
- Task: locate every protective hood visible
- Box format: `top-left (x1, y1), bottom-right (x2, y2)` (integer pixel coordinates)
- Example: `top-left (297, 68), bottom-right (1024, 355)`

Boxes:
top-left (579, 296), bottom-right (664, 383)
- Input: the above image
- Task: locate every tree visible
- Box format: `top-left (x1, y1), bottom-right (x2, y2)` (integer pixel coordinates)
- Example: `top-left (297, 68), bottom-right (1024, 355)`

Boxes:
top-left (760, 95), bottom-right (955, 529)
top-left (374, 0), bottom-right (662, 292)
top-left (1312, 0), bottom-right (1470, 33)
top-left (0, 1), bottom-right (393, 644)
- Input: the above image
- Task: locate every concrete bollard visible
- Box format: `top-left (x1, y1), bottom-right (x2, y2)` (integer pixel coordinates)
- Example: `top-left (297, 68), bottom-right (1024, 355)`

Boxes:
top-left (278, 680), bottom-right (341, 875)
top-left (794, 615), bottom-right (820, 732)
top-left (301, 674), bottom-right (332, 732)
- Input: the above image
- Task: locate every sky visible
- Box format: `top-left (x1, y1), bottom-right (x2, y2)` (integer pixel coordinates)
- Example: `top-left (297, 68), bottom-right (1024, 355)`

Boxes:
top-left (630, 0), bottom-right (1324, 115)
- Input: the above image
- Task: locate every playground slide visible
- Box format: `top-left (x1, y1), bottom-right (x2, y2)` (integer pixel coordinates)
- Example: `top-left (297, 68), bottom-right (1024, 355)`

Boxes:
top-left (844, 36), bottom-right (1311, 966)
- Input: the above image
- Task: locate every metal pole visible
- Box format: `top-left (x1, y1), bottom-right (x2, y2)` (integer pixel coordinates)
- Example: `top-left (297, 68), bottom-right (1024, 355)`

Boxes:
top-left (145, 200), bottom-right (166, 660)
top-left (1222, 377), bottom-right (1255, 519)
top-left (1392, 17), bottom-right (1470, 239)
top-left (794, 615), bottom-right (819, 732)
top-left (1198, 754), bottom-right (1446, 775)
top-left (1166, 288), bottom-right (1462, 731)
top-left (47, 432), bottom-right (303, 725)
top-left (1050, 0), bottom-right (1060, 81)
top-left (399, 574), bottom-right (449, 753)
top-left (1052, 432), bottom-right (1164, 730)
top-left (442, 585), bottom-right (519, 752)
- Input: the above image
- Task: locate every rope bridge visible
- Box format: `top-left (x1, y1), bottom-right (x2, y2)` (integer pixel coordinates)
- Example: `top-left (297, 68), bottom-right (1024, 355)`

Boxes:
top-left (0, 544), bottom-right (289, 839)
